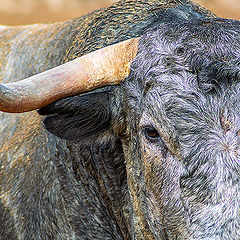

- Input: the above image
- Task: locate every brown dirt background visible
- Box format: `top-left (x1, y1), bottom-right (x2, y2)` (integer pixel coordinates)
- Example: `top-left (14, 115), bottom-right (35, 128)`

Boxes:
top-left (0, 0), bottom-right (239, 26)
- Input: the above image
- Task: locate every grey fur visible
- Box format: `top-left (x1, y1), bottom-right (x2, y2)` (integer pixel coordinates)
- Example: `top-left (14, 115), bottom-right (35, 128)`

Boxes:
top-left (0, 1), bottom-right (240, 240)
top-left (122, 18), bottom-right (240, 239)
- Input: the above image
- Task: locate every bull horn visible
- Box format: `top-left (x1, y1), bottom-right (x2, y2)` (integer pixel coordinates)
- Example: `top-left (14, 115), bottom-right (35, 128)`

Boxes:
top-left (0, 38), bottom-right (140, 113)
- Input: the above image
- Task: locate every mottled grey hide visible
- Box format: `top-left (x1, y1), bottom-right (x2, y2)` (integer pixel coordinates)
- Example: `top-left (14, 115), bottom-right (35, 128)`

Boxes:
top-left (39, 18), bottom-right (240, 240)
top-left (0, 1), bottom-right (240, 240)
top-left (121, 18), bottom-right (240, 239)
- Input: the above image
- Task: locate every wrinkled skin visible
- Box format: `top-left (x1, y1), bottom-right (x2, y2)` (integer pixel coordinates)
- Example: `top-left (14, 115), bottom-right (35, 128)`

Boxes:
top-left (0, 1), bottom-right (240, 239)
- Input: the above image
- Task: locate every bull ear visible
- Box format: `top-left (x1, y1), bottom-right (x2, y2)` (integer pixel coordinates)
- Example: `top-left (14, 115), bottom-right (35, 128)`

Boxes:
top-left (38, 89), bottom-right (112, 142)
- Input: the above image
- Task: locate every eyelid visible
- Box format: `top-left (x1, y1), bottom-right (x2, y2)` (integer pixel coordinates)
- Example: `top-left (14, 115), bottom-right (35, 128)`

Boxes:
top-left (140, 124), bottom-right (156, 134)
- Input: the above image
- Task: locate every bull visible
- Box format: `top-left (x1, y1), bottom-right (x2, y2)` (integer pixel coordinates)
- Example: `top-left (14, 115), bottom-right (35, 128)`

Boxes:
top-left (0, 0), bottom-right (240, 239)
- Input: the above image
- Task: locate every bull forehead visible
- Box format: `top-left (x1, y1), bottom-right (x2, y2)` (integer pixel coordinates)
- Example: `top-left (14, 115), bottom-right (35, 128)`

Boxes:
top-left (126, 18), bottom-right (240, 136)
top-left (126, 19), bottom-right (240, 105)
top-left (125, 18), bottom-right (240, 168)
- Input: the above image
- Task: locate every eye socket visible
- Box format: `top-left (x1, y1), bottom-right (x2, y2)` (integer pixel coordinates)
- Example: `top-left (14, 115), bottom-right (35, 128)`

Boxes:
top-left (143, 127), bottom-right (160, 142)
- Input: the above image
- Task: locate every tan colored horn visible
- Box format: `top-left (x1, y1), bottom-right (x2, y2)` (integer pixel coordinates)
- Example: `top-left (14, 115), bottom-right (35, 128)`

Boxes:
top-left (0, 38), bottom-right (140, 113)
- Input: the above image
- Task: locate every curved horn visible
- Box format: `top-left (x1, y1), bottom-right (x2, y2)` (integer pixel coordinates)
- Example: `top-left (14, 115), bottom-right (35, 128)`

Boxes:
top-left (0, 38), bottom-right (140, 113)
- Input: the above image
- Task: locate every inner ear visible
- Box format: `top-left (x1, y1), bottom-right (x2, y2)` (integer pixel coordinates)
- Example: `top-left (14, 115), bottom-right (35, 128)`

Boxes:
top-left (38, 91), bottom-right (111, 142)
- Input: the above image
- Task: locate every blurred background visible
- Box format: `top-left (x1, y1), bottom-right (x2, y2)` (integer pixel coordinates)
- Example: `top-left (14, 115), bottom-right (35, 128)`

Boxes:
top-left (0, 0), bottom-right (239, 25)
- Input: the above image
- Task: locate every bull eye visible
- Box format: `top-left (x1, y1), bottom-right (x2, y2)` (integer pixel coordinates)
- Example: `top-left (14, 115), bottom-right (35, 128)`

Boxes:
top-left (143, 127), bottom-right (160, 142)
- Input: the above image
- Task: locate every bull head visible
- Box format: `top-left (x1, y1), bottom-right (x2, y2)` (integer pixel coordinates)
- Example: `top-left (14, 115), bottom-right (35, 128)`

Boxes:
top-left (1, 18), bottom-right (240, 239)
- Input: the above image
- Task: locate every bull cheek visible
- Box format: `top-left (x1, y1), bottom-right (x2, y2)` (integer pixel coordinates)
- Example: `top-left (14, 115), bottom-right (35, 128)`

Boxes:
top-left (141, 142), bottom-right (190, 237)
top-left (141, 142), bottom-right (165, 194)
